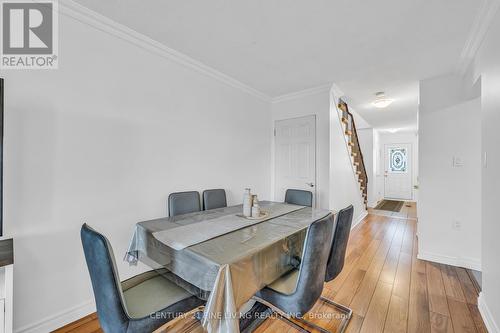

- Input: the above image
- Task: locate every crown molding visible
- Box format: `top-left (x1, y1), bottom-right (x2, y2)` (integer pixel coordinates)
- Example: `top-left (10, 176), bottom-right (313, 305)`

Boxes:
top-left (271, 83), bottom-right (332, 103)
top-left (57, 0), bottom-right (271, 102)
top-left (457, 0), bottom-right (500, 74)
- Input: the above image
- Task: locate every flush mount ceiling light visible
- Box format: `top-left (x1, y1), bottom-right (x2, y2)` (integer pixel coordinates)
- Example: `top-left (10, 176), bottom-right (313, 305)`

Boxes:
top-left (372, 92), bottom-right (394, 109)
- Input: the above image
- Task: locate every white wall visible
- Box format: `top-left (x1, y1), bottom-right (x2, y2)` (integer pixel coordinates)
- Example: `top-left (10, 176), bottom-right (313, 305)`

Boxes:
top-left (329, 88), bottom-right (367, 226)
top-left (373, 130), bottom-right (382, 203)
top-left (2, 10), bottom-right (271, 332)
top-left (474, 9), bottom-right (500, 332)
top-left (417, 73), bottom-right (481, 271)
top-left (271, 87), bottom-right (367, 224)
top-left (351, 110), bottom-right (372, 130)
top-left (376, 131), bottom-right (419, 201)
top-left (270, 90), bottom-right (330, 209)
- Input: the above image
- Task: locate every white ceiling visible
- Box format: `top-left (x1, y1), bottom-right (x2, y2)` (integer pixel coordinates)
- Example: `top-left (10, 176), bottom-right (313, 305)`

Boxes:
top-left (73, 0), bottom-right (483, 129)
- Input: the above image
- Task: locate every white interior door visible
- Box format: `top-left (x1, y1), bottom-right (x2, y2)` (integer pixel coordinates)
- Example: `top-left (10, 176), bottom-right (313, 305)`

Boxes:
top-left (384, 143), bottom-right (412, 200)
top-left (274, 115), bottom-right (316, 205)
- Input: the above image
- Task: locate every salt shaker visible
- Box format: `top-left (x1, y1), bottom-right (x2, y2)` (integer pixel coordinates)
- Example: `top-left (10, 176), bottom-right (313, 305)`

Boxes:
top-left (243, 188), bottom-right (252, 217)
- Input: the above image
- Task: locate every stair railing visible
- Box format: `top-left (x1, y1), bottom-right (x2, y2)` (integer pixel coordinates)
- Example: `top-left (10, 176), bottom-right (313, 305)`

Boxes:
top-left (339, 100), bottom-right (368, 206)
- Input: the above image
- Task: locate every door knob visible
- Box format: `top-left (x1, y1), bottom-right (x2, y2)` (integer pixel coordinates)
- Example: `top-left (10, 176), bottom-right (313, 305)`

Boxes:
top-left (306, 182), bottom-right (315, 187)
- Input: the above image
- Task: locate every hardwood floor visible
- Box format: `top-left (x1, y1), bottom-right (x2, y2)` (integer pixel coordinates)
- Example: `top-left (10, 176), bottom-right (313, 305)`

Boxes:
top-left (54, 208), bottom-right (486, 333)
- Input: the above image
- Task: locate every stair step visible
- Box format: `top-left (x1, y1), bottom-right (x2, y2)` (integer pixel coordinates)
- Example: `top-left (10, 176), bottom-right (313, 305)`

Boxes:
top-left (341, 100), bottom-right (368, 202)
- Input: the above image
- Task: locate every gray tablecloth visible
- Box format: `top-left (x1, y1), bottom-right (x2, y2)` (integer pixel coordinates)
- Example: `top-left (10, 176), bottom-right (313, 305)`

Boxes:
top-left (125, 201), bottom-right (332, 332)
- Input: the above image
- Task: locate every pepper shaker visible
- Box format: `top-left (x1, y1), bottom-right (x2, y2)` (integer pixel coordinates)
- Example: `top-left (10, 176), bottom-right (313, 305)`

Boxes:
top-left (251, 195), bottom-right (261, 218)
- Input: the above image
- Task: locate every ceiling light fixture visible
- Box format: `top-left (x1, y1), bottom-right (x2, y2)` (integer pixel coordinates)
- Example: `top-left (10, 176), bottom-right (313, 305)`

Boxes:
top-left (372, 92), bottom-right (394, 109)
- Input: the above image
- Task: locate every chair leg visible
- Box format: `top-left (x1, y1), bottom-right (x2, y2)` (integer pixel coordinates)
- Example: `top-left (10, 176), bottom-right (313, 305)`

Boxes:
top-left (252, 296), bottom-right (353, 333)
top-left (252, 297), bottom-right (334, 333)
top-left (319, 295), bottom-right (353, 333)
top-left (252, 297), bottom-right (311, 333)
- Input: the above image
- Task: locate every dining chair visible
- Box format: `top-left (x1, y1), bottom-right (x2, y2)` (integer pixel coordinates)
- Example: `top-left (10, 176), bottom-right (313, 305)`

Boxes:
top-left (252, 214), bottom-right (335, 333)
top-left (322, 205), bottom-right (354, 333)
top-left (81, 224), bottom-right (204, 333)
top-left (202, 189), bottom-right (227, 210)
top-left (168, 191), bottom-right (201, 217)
top-left (284, 189), bottom-right (313, 207)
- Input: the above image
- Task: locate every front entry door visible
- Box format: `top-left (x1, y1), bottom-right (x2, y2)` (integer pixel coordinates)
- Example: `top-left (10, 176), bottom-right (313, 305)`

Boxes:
top-left (274, 115), bottom-right (316, 205)
top-left (384, 143), bottom-right (412, 200)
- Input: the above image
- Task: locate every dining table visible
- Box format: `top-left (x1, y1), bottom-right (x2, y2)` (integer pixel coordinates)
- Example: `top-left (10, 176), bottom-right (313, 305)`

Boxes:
top-left (125, 201), bottom-right (334, 333)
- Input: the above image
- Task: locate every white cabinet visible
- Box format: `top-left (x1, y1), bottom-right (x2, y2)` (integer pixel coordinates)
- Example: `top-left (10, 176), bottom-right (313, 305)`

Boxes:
top-left (0, 239), bottom-right (14, 333)
top-left (0, 265), bottom-right (13, 333)
top-left (0, 299), bottom-right (5, 333)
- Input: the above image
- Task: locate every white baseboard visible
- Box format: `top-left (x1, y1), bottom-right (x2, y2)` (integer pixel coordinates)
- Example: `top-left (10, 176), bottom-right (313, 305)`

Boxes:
top-left (15, 300), bottom-right (95, 333)
top-left (417, 251), bottom-right (481, 271)
top-left (478, 292), bottom-right (500, 333)
top-left (351, 211), bottom-right (368, 230)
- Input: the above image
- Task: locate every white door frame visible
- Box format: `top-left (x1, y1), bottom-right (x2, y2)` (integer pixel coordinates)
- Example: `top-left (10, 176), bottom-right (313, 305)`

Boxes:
top-left (384, 142), bottom-right (413, 200)
top-left (273, 115), bottom-right (317, 207)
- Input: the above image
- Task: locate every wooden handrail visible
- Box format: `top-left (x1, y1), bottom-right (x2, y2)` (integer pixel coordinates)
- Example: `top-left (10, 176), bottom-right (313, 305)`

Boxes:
top-left (338, 99), bottom-right (368, 205)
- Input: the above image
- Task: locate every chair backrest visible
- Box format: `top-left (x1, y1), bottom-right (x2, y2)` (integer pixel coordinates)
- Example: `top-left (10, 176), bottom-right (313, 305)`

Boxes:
top-left (202, 189), bottom-right (227, 210)
top-left (292, 214), bottom-right (335, 315)
top-left (325, 205), bottom-right (354, 282)
top-left (81, 224), bottom-right (129, 332)
top-left (168, 191), bottom-right (201, 217)
top-left (284, 189), bottom-right (313, 207)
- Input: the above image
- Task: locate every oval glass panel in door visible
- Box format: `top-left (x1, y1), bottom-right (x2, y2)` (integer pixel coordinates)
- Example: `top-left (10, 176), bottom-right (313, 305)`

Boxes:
top-left (390, 148), bottom-right (407, 173)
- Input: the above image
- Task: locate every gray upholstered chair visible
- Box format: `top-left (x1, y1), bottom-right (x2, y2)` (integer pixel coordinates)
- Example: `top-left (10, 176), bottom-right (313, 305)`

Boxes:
top-left (168, 191), bottom-right (201, 217)
top-left (81, 224), bottom-right (204, 333)
top-left (202, 189), bottom-right (227, 210)
top-left (252, 214), bottom-right (335, 333)
top-left (321, 205), bottom-right (354, 333)
top-left (284, 189), bottom-right (313, 207)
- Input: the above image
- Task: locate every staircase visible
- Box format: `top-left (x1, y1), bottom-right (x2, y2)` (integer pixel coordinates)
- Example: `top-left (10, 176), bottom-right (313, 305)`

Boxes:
top-left (338, 99), bottom-right (368, 208)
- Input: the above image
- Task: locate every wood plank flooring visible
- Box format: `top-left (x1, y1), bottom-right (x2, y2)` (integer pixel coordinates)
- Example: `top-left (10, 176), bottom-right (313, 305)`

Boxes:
top-left (54, 204), bottom-right (486, 333)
